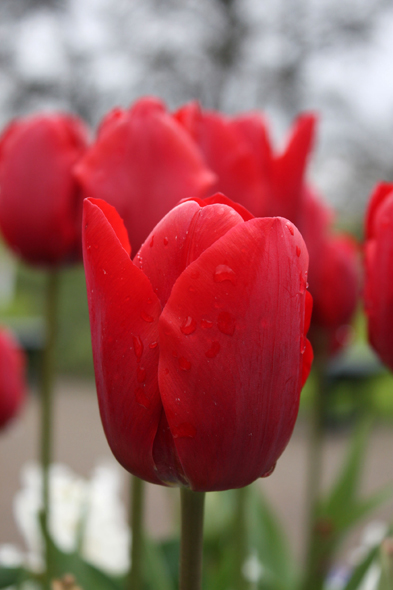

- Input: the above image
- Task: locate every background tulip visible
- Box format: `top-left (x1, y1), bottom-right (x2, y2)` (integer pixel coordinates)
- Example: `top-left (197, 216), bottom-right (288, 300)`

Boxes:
top-left (0, 328), bottom-right (25, 430)
top-left (0, 114), bottom-right (89, 266)
top-left (83, 195), bottom-right (313, 492)
top-left (364, 182), bottom-right (393, 371)
top-left (75, 97), bottom-right (216, 254)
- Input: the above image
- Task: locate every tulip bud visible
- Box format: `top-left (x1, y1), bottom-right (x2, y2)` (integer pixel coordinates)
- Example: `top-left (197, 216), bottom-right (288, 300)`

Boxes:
top-left (82, 194), bottom-right (313, 491)
top-left (0, 113), bottom-right (89, 266)
top-left (0, 328), bottom-right (26, 430)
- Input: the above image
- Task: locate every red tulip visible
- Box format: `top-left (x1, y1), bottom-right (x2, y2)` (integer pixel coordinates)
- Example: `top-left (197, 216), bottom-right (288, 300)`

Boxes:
top-left (0, 113), bottom-right (89, 266)
top-left (82, 194), bottom-right (313, 491)
top-left (175, 101), bottom-right (315, 224)
top-left (75, 97), bottom-right (215, 254)
top-left (364, 182), bottom-right (393, 370)
top-left (0, 328), bottom-right (26, 430)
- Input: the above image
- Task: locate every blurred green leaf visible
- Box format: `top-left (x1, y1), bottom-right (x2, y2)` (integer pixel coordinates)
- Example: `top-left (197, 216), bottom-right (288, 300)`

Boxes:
top-left (247, 484), bottom-right (296, 590)
top-left (143, 538), bottom-right (175, 590)
top-left (342, 544), bottom-right (380, 590)
top-left (0, 566), bottom-right (24, 588)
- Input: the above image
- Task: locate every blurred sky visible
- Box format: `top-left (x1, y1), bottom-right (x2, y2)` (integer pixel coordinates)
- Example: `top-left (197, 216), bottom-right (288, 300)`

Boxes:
top-left (0, 0), bottom-right (392, 224)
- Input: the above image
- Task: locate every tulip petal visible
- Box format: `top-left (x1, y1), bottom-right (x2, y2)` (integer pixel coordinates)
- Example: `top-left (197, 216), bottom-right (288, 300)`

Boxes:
top-left (136, 201), bottom-right (244, 307)
top-left (158, 217), bottom-right (310, 491)
top-left (82, 198), bottom-right (163, 484)
top-left (365, 182), bottom-right (393, 240)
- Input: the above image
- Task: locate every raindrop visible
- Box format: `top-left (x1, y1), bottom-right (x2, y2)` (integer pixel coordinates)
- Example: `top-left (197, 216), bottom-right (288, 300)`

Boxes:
top-left (149, 341), bottom-right (158, 349)
top-left (137, 367), bottom-right (146, 383)
top-left (172, 423), bottom-right (197, 439)
top-left (296, 246), bottom-right (301, 257)
top-left (150, 235), bottom-right (154, 247)
top-left (163, 237), bottom-right (169, 246)
top-left (217, 311), bottom-right (236, 336)
top-left (141, 310), bottom-right (154, 323)
top-left (261, 462), bottom-right (276, 478)
top-left (205, 341), bottom-right (220, 358)
top-left (180, 316), bottom-right (197, 335)
top-left (286, 223), bottom-right (294, 236)
top-left (179, 357), bottom-right (192, 371)
top-left (214, 264), bottom-right (237, 285)
top-left (190, 270), bottom-right (200, 280)
top-left (201, 319), bottom-right (213, 329)
top-left (133, 335), bottom-right (143, 360)
top-left (300, 335), bottom-right (307, 354)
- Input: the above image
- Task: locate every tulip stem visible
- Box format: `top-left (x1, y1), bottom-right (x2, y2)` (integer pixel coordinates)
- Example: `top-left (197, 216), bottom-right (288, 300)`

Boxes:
top-left (303, 363), bottom-right (328, 590)
top-left (233, 486), bottom-right (249, 590)
top-left (179, 488), bottom-right (205, 590)
top-left (128, 476), bottom-right (145, 590)
top-left (40, 269), bottom-right (60, 589)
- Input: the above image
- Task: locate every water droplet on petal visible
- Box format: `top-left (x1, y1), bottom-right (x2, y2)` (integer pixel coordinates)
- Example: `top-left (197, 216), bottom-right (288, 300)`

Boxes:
top-left (189, 286), bottom-right (196, 293)
top-left (164, 368), bottom-right (169, 375)
top-left (150, 235), bottom-right (154, 247)
top-left (261, 462), bottom-right (276, 478)
top-left (296, 245), bottom-right (301, 257)
top-left (141, 310), bottom-right (154, 323)
top-left (190, 269), bottom-right (200, 280)
top-left (179, 357), bottom-right (192, 371)
top-left (286, 223), bottom-right (294, 236)
top-left (214, 264), bottom-right (237, 285)
top-left (137, 367), bottom-right (146, 383)
top-left (217, 311), bottom-right (236, 336)
top-left (300, 334), bottom-right (307, 354)
top-left (180, 316), bottom-right (197, 335)
top-left (172, 423), bottom-right (196, 439)
top-left (201, 319), bottom-right (213, 329)
top-left (163, 237), bottom-right (169, 246)
top-left (205, 341), bottom-right (220, 358)
top-left (149, 341), bottom-right (158, 349)
top-left (133, 335), bottom-right (143, 360)
top-left (135, 387), bottom-right (149, 409)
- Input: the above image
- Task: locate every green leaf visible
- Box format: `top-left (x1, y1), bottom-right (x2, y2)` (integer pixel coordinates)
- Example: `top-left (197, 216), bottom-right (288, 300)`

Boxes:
top-left (143, 538), bottom-right (175, 590)
top-left (247, 484), bottom-right (296, 590)
top-left (0, 566), bottom-right (24, 588)
top-left (342, 544), bottom-right (380, 590)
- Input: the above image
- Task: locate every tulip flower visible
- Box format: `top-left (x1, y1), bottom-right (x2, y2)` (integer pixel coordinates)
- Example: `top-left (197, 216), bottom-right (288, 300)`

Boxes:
top-left (175, 101), bottom-right (315, 224)
top-left (364, 182), bottom-right (393, 370)
top-left (0, 328), bottom-right (25, 430)
top-left (0, 113), bottom-right (89, 266)
top-left (82, 194), bottom-right (313, 492)
top-left (75, 97), bottom-right (215, 254)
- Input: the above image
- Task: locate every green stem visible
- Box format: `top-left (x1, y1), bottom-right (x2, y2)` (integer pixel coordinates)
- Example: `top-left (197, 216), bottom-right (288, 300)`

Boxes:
top-left (179, 488), bottom-right (205, 590)
top-left (40, 269), bottom-right (59, 589)
top-left (303, 363), bottom-right (328, 590)
top-left (128, 476), bottom-right (145, 590)
top-left (233, 486), bottom-right (249, 590)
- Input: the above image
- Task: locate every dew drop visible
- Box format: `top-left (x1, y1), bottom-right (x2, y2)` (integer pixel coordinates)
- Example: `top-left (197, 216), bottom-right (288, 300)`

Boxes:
top-left (201, 319), bottom-right (213, 329)
top-left (172, 423), bottom-right (197, 439)
top-left (149, 341), bottom-right (158, 349)
top-left (135, 387), bottom-right (149, 409)
top-left (300, 334), bottom-right (307, 354)
top-left (296, 245), bottom-right (301, 257)
top-left (133, 335), bottom-right (143, 360)
top-left (190, 269), bottom-right (200, 280)
top-left (141, 310), bottom-right (154, 323)
top-left (286, 223), bottom-right (294, 236)
top-left (261, 462), bottom-right (276, 478)
top-left (179, 357), bottom-right (192, 371)
top-left (217, 311), bottom-right (236, 336)
top-left (163, 236), bottom-right (169, 246)
top-left (150, 235), bottom-right (154, 247)
top-left (214, 264), bottom-right (237, 285)
top-left (180, 316), bottom-right (197, 335)
top-left (137, 367), bottom-right (146, 383)
top-left (205, 341), bottom-right (220, 358)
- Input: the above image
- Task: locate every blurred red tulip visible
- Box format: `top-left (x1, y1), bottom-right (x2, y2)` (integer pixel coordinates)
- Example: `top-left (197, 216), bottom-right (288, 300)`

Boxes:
top-left (0, 328), bottom-right (26, 430)
top-left (82, 195), bottom-right (313, 491)
top-left (0, 113), bottom-right (89, 266)
top-left (175, 101), bottom-right (315, 224)
top-left (75, 97), bottom-right (215, 253)
top-left (364, 182), bottom-right (393, 370)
